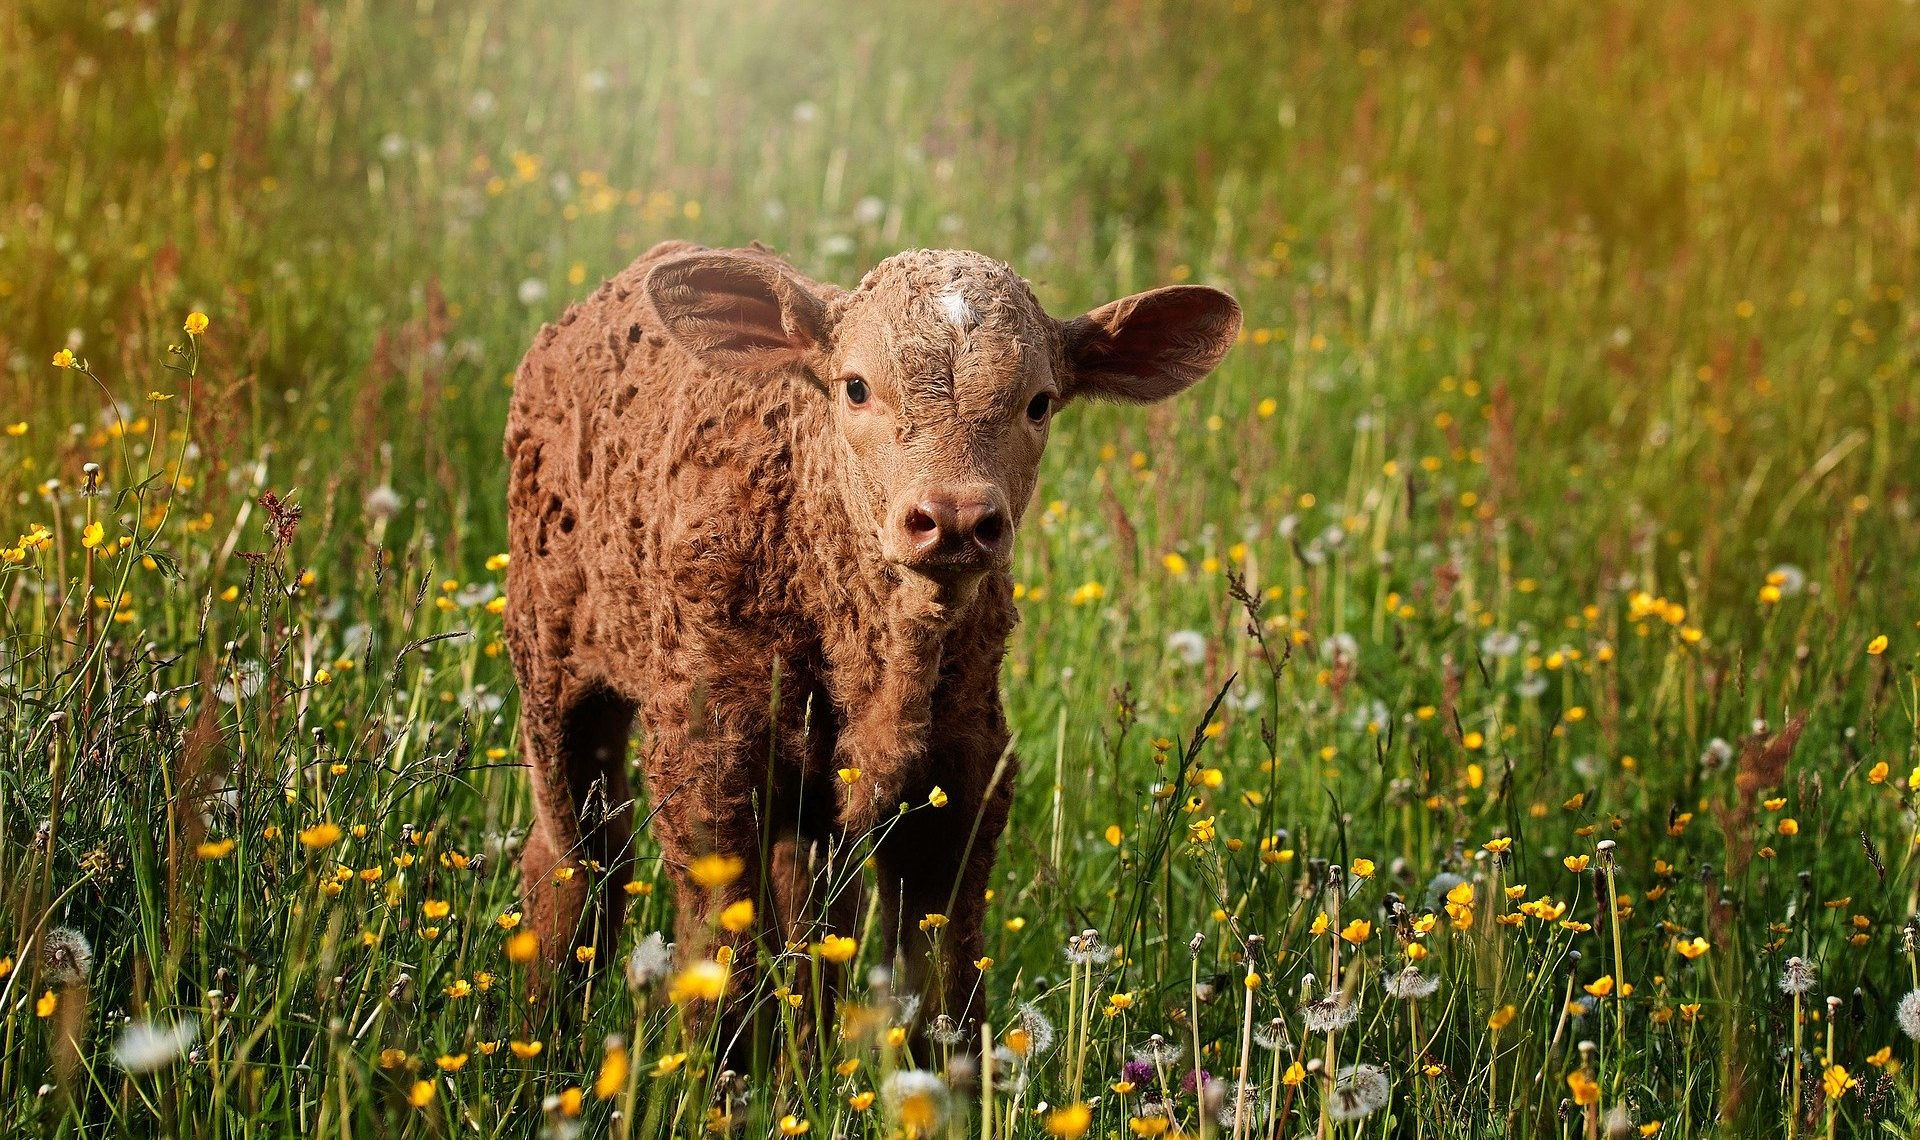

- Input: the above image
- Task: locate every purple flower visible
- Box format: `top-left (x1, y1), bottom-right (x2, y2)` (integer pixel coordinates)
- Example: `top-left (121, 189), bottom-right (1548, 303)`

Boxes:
top-left (1122, 1060), bottom-right (1156, 1088)
top-left (1180, 1068), bottom-right (1215, 1095)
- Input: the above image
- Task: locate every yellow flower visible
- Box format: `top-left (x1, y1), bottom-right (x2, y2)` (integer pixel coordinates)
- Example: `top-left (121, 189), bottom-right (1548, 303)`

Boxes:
top-left (1867, 634), bottom-right (1889, 656)
top-left (1639, 1124), bottom-right (1664, 1137)
top-left (1310, 913), bottom-right (1330, 936)
top-left (1162, 552), bottom-right (1189, 576)
top-left (1483, 837), bottom-right (1513, 854)
top-left (778, 1116), bottom-right (811, 1136)
top-left (557, 1088), bottom-right (584, 1116)
top-left (1462, 730), bottom-right (1485, 750)
top-left (575, 945), bottom-right (596, 964)
top-left (1488, 1004), bottom-right (1517, 1031)
top-left (838, 767), bottom-right (861, 784)
top-left (184, 312), bottom-right (210, 335)
top-left (1563, 855), bottom-right (1591, 872)
top-left (444, 979), bottom-right (471, 998)
top-left (1188, 816), bottom-right (1216, 844)
top-left (36, 990), bottom-right (57, 1017)
top-left (1567, 1069), bottom-right (1600, 1107)
top-left (1105, 825), bottom-right (1123, 846)
top-left (1282, 1061), bottom-right (1306, 1086)
top-left (422, 899), bottom-right (451, 919)
top-left (379, 1048), bottom-right (409, 1068)
top-left (719, 898), bottom-right (754, 933)
top-left (299, 822), bottom-right (343, 849)
top-left (1446, 882), bottom-right (1475, 907)
top-left (196, 837), bottom-right (236, 859)
top-left (1583, 976), bottom-right (1615, 998)
top-left (1777, 818), bottom-right (1799, 836)
top-left (928, 786), bottom-right (949, 808)
top-left (1129, 1117), bottom-right (1172, 1137)
top-left (1824, 1064), bottom-right (1856, 1099)
top-left (1339, 918), bottom-right (1372, 944)
top-left (1046, 1103), bottom-right (1092, 1138)
top-left (688, 853), bottom-right (744, 890)
top-left (594, 1039), bottom-right (629, 1099)
top-left (81, 521), bottom-right (105, 549)
top-left (1350, 857), bottom-right (1376, 878)
top-left (505, 929), bottom-right (539, 963)
top-left (813, 934), bottom-right (857, 963)
top-left (848, 1091), bottom-right (876, 1111)
top-left (51, 349), bottom-right (75, 369)
top-left (918, 913), bottom-right (948, 931)
top-left (408, 1080), bottom-right (435, 1108)
top-left (497, 911), bottom-right (522, 929)
top-left (652, 1052), bottom-right (688, 1076)
top-left (435, 1053), bottom-right (468, 1072)
top-left (509, 1040), bottom-right (543, 1059)
top-left (1673, 937), bottom-right (1709, 960)
top-left (667, 960), bottom-right (729, 1003)
top-left (1867, 1046), bottom-right (1894, 1068)
top-left (1868, 762), bottom-right (1890, 784)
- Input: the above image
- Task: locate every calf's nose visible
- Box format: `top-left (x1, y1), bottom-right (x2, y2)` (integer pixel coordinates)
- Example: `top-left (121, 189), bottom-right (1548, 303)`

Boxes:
top-left (901, 489), bottom-right (1012, 563)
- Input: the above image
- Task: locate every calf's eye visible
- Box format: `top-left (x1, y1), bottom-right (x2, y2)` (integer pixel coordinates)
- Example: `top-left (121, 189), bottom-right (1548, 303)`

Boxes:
top-left (844, 376), bottom-right (870, 406)
top-left (1025, 392), bottom-right (1053, 423)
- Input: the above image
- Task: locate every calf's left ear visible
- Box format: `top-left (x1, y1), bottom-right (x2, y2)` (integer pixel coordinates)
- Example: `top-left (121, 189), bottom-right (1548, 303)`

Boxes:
top-left (1059, 285), bottom-right (1242, 404)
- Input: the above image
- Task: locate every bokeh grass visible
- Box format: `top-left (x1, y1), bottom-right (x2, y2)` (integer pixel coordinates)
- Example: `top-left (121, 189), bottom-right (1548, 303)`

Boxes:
top-left (3, 0), bottom-right (1920, 1136)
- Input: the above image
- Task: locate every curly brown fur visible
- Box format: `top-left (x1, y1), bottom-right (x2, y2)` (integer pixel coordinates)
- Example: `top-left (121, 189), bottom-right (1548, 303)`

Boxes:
top-left (503, 239), bottom-right (1238, 1051)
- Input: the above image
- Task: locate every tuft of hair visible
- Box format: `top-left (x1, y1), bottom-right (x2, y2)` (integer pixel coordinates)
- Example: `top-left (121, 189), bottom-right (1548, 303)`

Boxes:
top-left (936, 291), bottom-right (977, 332)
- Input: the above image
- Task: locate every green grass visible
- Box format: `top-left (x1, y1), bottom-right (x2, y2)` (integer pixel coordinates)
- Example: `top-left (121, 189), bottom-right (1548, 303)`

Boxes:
top-left (4, 0), bottom-right (1920, 1135)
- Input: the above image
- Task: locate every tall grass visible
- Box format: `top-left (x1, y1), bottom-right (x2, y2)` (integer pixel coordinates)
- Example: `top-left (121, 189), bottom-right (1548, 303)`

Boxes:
top-left (2, 0), bottom-right (1918, 1135)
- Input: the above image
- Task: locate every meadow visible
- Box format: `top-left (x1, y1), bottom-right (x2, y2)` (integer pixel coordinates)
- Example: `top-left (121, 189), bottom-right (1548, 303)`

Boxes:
top-left (3, 0), bottom-right (1920, 1135)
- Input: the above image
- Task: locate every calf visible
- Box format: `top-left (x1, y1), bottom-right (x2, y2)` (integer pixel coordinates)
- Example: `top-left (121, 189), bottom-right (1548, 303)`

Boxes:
top-left (503, 240), bottom-right (1238, 1041)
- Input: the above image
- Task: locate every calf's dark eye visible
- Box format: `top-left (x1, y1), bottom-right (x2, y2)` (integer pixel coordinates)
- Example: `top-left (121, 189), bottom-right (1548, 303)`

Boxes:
top-left (844, 376), bottom-right (869, 406)
top-left (1025, 392), bottom-right (1053, 422)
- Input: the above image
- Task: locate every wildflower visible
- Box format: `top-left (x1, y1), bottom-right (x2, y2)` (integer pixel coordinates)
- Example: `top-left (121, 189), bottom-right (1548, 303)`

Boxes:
top-left (422, 899), bottom-right (451, 919)
top-left (52, 349), bottom-right (75, 369)
top-left (652, 1052), bottom-right (687, 1075)
top-left (1014, 1002), bottom-right (1057, 1054)
top-left (183, 312), bottom-right (209, 335)
top-left (1897, 990), bottom-right (1920, 1040)
top-left (881, 1070), bottom-right (947, 1134)
top-left (1254, 1017), bottom-right (1292, 1051)
top-left (667, 960), bottom-right (728, 1003)
top-left (687, 853), bottom-right (743, 890)
top-left (1046, 1103), bottom-right (1092, 1138)
top-left (1328, 1064), bottom-right (1391, 1122)
top-left (1302, 991), bottom-right (1359, 1033)
top-left (574, 945), bottom-right (595, 964)
top-left (1867, 635), bottom-right (1889, 656)
top-left (1384, 967), bottom-right (1441, 1001)
top-left (36, 991), bottom-right (57, 1017)
top-left (43, 927), bottom-right (92, 986)
top-left (408, 1080), bottom-right (435, 1108)
top-left (1564, 855), bottom-right (1591, 872)
top-left (444, 979), bottom-right (471, 998)
top-left (1488, 1004), bottom-right (1517, 1031)
top-left (506, 930), bottom-right (539, 963)
top-left (714, 896), bottom-right (755, 933)
top-left (1065, 929), bottom-right (1113, 966)
top-left (1824, 1064), bottom-right (1857, 1099)
top-left (1132, 1034), bottom-right (1183, 1066)
top-left (497, 911), bottom-right (522, 929)
top-left (778, 1116), bottom-right (810, 1136)
top-left (1340, 919), bottom-right (1372, 944)
top-left (1567, 1069), bottom-right (1600, 1106)
top-left (363, 485), bottom-right (403, 521)
top-left (849, 1091), bottom-right (876, 1111)
top-left (1350, 857), bottom-right (1377, 878)
top-left (1673, 937), bottom-right (1710, 960)
top-left (112, 1017), bottom-right (199, 1073)
top-left (1128, 1118), bottom-right (1171, 1137)
top-left (813, 934), bottom-right (857, 963)
top-left (298, 822), bottom-right (343, 849)
top-left (1583, 976), bottom-right (1615, 998)
top-left (436, 1053), bottom-right (468, 1072)
top-left (509, 1039), bottom-right (543, 1059)
top-left (927, 786), bottom-right (948, 808)
top-left (196, 836), bottom-right (236, 859)
top-left (1779, 957), bottom-right (1816, 995)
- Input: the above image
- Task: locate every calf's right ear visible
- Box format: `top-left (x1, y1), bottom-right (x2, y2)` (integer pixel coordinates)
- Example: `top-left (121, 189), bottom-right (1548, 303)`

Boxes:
top-left (645, 252), bottom-right (832, 375)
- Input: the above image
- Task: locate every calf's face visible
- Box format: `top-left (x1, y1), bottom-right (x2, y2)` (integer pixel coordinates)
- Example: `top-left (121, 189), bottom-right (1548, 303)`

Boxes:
top-left (647, 248), bottom-right (1240, 589)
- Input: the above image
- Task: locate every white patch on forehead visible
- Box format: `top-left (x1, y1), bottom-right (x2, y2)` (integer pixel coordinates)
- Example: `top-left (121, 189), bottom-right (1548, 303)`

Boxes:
top-left (936, 291), bottom-right (977, 332)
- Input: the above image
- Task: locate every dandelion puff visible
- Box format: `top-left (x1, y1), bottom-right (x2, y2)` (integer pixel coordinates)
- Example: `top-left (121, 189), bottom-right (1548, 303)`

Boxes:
top-left (1327, 1064), bottom-right (1390, 1122)
top-left (1014, 1002), bottom-right (1056, 1055)
top-left (881, 1070), bottom-right (948, 1131)
top-left (1165, 630), bottom-right (1207, 667)
top-left (1065, 929), bottom-right (1113, 967)
top-left (1253, 1017), bottom-right (1292, 1052)
top-left (516, 278), bottom-right (550, 306)
top-left (1700, 738), bottom-right (1734, 772)
top-left (113, 1017), bottom-right (199, 1073)
top-left (1769, 564), bottom-right (1807, 597)
top-left (1131, 1034), bottom-right (1184, 1067)
top-left (1301, 991), bottom-right (1359, 1034)
top-left (362, 485), bottom-right (403, 521)
top-left (1383, 967), bottom-right (1440, 1001)
top-left (1779, 957), bottom-right (1816, 996)
top-left (1321, 632), bottom-right (1358, 666)
top-left (1897, 990), bottom-right (1920, 1040)
top-left (42, 927), bottom-right (92, 986)
top-left (1479, 629), bottom-right (1521, 658)
top-left (925, 1014), bottom-right (966, 1047)
top-left (626, 932), bottom-right (672, 989)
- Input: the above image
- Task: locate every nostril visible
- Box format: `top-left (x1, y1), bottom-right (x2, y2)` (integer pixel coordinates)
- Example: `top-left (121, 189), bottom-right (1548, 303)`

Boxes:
top-left (904, 506), bottom-right (939, 537)
top-left (972, 510), bottom-right (1006, 548)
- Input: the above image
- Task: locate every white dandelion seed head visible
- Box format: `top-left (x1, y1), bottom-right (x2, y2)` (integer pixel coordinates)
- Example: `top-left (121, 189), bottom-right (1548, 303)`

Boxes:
top-left (1383, 966), bottom-right (1441, 1001)
top-left (925, 1014), bottom-right (965, 1047)
top-left (1897, 990), bottom-right (1920, 1040)
top-left (1301, 991), bottom-right (1359, 1034)
top-left (1321, 632), bottom-right (1359, 666)
top-left (113, 1017), bottom-right (199, 1073)
top-left (1328, 1063), bottom-right (1390, 1122)
top-left (1768, 564), bottom-right (1807, 597)
top-left (1254, 1018), bottom-right (1292, 1051)
top-left (1131, 1035), bottom-right (1184, 1067)
top-left (1480, 629), bottom-right (1522, 658)
top-left (625, 932), bottom-right (672, 989)
top-left (1014, 1002), bottom-right (1056, 1055)
top-left (362, 485), bottom-right (403, 521)
top-left (1779, 957), bottom-right (1816, 995)
top-left (1517, 673), bottom-right (1550, 698)
top-left (1165, 629), bottom-right (1207, 667)
top-left (1700, 738), bottom-right (1734, 771)
top-left (516, 277), bottom-right (549, 306)
top-left (42, 927), bottom-right (93, 986)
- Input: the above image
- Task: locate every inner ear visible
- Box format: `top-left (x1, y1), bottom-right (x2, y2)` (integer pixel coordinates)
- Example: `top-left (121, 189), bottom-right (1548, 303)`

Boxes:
top-left (1061, 284), bottom-right (1242, 404)
top-left (645, 252), bottom-right (831, 375)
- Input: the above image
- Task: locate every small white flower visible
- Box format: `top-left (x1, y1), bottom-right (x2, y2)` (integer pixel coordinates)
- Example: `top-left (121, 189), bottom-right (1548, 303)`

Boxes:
top-left (626, 932), bottom-right (672, 989)
top-left (1321, 632), bottom-right (1359, 667)
top-left (113, 1017), bottom-right (199, 1073)
top-left (1700, 738), bottom-right (1734, 771)
top-left (516, 277), bottom-right (550, 306)
top-left (1480, 629), bottom-right (1521, 658)
top-left (1768, 564), bottom-right (1807, 597)
top-left (378, 132), bottom-right (407, 160)
top-left (853, 195), bottom-right (886, 225)
top-left (363, 485), bottom-right (403, 521)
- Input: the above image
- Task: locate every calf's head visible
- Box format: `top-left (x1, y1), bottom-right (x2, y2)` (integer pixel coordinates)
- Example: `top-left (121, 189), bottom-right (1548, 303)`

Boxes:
top-left (647, 247), bottom-right (1240, 589)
